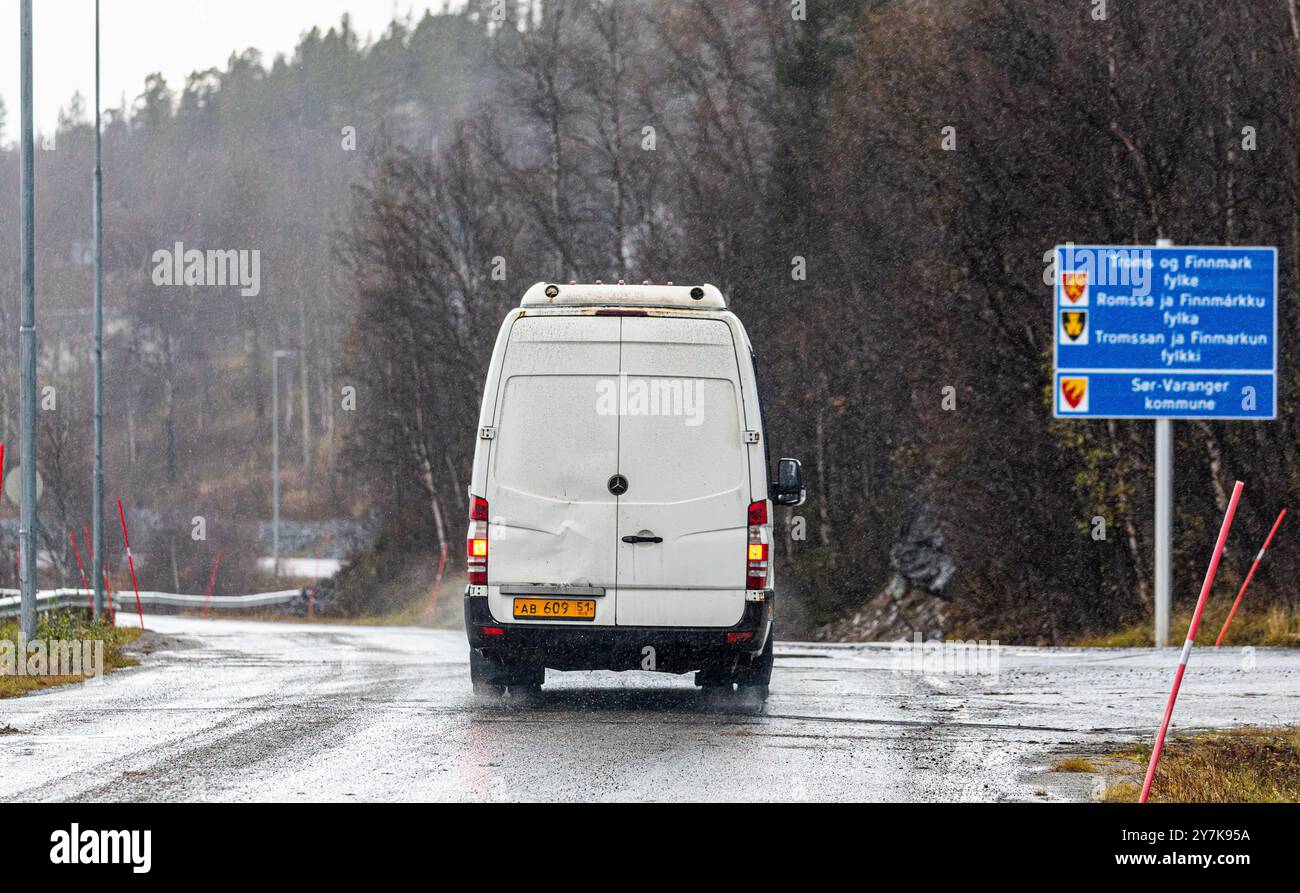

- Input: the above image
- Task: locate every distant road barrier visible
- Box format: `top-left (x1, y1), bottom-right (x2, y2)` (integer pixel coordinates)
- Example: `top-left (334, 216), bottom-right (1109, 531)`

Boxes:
top-left (0, 588), bottom-right (302, 619)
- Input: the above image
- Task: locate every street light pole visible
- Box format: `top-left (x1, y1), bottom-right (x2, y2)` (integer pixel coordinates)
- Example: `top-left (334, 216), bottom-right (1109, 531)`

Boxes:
top-left (18, 0), bottom-right (38, 641)
top-left (92, 0), bottom-right (105, 618)
top-left (272, 350), bottom-right (293, 577)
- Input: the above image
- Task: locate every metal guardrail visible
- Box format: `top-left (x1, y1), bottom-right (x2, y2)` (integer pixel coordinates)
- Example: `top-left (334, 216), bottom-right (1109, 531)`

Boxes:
top-left (0, 588), bottom-right (302, 618)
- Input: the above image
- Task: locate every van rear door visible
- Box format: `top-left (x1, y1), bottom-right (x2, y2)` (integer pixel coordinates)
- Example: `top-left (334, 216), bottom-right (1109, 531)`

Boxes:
top-left (614, 317), bottom-right (749, 628)
top-left (486, 316), bottom-right (620, 626)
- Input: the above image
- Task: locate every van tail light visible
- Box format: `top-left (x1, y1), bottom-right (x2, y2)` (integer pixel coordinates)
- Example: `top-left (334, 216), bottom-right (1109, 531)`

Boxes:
top-left (467, 496), bottom-right (489, 585)
top-left (747, 500), bottom-right (769, 590)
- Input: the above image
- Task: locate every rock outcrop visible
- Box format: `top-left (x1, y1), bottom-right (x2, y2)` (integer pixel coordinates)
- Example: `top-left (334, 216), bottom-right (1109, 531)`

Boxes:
top-left (816, 506), bottom-right (956, 642)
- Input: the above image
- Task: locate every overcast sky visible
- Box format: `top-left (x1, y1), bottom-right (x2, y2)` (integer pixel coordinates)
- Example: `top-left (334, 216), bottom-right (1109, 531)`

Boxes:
top-left (1, 1), bottom-right (449, 138)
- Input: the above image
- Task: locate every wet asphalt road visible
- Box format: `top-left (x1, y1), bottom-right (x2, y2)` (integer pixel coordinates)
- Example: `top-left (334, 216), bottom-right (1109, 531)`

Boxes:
top-left (1, 616), bottom-right (1297, 802)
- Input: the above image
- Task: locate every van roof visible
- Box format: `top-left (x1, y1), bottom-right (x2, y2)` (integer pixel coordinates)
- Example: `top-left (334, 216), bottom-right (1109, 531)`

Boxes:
top-left (521, 282), bottom-right (727, 310)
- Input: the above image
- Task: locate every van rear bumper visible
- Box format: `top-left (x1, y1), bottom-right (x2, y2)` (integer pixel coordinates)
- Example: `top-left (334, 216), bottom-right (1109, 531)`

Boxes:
top-left (464, 590), bottom-right (772, 674)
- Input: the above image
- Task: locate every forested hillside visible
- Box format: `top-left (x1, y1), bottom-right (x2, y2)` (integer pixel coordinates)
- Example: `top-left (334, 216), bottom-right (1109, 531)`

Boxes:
top-left (3, 1), bottom-right (1298, 641)
top-left (0, 9), bottom-right (493, 594)
top-left (343, 0), bottom-right (1300, 640)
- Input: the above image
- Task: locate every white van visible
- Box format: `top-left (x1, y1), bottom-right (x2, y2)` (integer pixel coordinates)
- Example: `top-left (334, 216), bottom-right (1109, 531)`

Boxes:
top-left (463, 282), bottom-right (805, 700)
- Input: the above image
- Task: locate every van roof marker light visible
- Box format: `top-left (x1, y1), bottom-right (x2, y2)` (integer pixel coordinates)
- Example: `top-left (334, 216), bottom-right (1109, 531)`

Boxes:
top-left (519, 282), bottom-right (727, 310)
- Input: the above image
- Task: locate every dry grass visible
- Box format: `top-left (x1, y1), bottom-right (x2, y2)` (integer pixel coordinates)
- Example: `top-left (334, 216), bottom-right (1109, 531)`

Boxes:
top-left (1072, 604), bottom-right (1300, 648)
top-left (1208, 605), bottom-right (1300, 647)
top-left (0, 611), bottom-right (142, 699)
top-left (1099, 727), bottom-right (1300, 802)
top-left (1099, 781), bottom-right (1142, 803)
top-left (1052, 756), bottom-right (1098, 773)
top-left (1071, 625), bottom-right (1154, 648)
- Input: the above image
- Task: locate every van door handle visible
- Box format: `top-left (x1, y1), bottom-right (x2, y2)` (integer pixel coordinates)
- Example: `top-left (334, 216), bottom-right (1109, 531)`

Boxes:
top-left (622, 535), bottom-right (663, 545)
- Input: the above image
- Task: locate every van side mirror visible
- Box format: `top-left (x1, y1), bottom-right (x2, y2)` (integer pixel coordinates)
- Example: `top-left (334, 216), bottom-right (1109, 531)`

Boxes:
top-left (773, 458), bottom-right (806, 507)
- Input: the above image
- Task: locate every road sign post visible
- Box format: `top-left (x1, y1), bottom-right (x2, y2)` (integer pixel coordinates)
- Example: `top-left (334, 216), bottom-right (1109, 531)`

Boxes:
top-left (1053, 242), bottom-right (1277, 647)
top-left (1154, 416), bottom-right (1172, 646)
top-left (1153, 238), bottom-right (1173, 647)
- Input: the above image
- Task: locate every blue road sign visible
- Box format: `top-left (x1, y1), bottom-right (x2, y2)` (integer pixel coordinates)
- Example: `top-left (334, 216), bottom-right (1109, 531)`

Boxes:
top-left (1053, 245), bottom-right (1277, 419)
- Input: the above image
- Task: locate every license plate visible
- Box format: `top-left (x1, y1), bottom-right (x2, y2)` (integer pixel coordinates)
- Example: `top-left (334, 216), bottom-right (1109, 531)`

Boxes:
top-left (513, 597), bottom-right (597, 621)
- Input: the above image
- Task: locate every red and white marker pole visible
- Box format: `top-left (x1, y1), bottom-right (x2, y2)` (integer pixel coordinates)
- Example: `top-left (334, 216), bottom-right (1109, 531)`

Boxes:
top-left (116, 498), bottom-right (145, 629)
top-left (1140, 480), bottom-right (1244, 803)
top-left (69, 530), bottom-right (93, 610)
top-left (202, 551), bottom-right (222, 618)
top-left (306, 534), bottom-right (332, 621)
top-left (102, 568), bottom-right (116, 624)
top-left (1214, 508), bottom-right (1287, 647)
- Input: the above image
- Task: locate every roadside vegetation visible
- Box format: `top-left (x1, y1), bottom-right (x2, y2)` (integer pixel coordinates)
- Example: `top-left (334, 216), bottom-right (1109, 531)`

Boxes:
top-left (0, 610), bottom-right (142, 699)
top-left (1088, 728), bottom-right (1300, 803)
top-left (339, 0), bottom-right (1300, 643)
top-left (1070, 605), bottom-right (1300, 648)
top-left (1052, 757), bottom-right (1098, 774)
